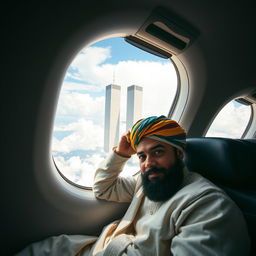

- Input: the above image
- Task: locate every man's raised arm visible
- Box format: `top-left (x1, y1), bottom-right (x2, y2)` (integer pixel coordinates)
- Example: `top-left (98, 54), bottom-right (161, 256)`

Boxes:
top-left (93, 131), bottom-right (138, 203)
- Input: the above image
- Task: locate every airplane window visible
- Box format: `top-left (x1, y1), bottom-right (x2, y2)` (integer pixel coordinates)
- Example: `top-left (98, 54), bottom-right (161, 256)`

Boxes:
top-left (51, 37), bottom-right (177, 188)
top-left (205, 100), bottom-right (252, 138)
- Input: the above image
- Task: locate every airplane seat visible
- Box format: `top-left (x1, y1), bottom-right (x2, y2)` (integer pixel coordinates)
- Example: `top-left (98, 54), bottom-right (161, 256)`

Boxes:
top-left (184, 137), bottom-right (256, 255)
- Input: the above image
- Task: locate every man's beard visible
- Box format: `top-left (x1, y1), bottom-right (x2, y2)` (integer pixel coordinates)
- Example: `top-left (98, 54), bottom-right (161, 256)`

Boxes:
top-left (141, 159), bottom-right (184, 202)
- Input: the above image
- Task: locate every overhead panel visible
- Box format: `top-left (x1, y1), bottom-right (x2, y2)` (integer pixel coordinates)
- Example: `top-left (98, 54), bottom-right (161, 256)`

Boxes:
top-left (125, 7), bottom-right (199, 58)
top-left (236, 90), bottom-right (256, 105)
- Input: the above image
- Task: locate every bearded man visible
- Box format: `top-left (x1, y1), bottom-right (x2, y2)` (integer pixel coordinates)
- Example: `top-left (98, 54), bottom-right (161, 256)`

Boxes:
top-left (16, 116), bottom-right (250, 256)
top-left (92, 115), bottom-right (250, 255)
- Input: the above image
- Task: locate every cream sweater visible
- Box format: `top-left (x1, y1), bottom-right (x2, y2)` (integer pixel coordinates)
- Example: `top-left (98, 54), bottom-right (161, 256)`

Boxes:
top-left (92, 151), bottom-right (250, 256)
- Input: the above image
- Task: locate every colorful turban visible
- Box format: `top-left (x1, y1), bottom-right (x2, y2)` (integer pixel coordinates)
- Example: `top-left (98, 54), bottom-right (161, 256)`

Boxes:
top-left (130, 115), bottom-right (186, 151)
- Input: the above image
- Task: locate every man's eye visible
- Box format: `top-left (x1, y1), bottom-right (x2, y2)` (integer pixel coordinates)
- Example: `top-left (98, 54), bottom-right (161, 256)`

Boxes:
top-left (154, 150), bottom-right (164, 156)
top-left (138, 155), bottom-right (146, 161)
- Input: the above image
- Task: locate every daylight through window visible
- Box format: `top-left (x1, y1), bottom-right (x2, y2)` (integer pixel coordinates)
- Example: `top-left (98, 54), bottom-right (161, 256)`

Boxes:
top-left (51, 37), bottom-right (178, 188)
top-left (205, 100), bottom-right (251, 138)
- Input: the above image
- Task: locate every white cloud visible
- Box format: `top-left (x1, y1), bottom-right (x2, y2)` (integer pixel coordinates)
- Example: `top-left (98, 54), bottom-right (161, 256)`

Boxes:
top-left (52, 119), bottom-right (104, 153)
top-left (55, 91), bottom-right (104, 120)
top-left (53, 155), bottom-right (102, 187)
top-left (62, 81), bottom-right (103, 92)
top-left (68, 46), bottom-right (113, 87)
top-left (54, 152), bottom-right (140, 187)
top-left (206, 101), bottom-right (251, 138)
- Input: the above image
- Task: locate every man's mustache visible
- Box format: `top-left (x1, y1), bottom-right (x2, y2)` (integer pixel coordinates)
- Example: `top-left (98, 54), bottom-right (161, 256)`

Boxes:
top-left (143, 167), bottom-right (167, 178)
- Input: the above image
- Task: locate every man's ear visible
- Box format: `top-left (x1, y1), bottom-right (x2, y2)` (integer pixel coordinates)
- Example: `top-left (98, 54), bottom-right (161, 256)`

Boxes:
top-left (177, 149), bottom-right (184, 160)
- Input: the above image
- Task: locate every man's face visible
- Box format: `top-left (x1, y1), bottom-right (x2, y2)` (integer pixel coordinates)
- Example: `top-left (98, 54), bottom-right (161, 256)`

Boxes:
top-left (136, 137), bottom-right (184, 202)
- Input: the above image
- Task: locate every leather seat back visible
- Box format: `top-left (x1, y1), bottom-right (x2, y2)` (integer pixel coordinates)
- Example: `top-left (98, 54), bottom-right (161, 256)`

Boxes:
top-left (184, 138), bottom-right (256, 254)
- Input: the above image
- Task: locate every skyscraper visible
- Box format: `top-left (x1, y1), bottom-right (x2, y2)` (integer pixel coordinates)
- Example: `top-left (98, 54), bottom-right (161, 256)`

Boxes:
top-left (126, 85), bottom-right (143, 131)
top-left (104, 84), bottom-right (121, 152)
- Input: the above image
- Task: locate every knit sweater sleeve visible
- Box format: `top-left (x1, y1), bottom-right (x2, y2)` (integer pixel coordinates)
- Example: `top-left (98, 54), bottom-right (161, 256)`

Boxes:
top-left (93, 151), bottom-right (138, 203)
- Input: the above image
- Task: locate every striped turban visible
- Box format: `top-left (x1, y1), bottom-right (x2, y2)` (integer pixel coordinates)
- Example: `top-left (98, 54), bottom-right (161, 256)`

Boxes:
top-left (130, 115), bottom-right (186, 151)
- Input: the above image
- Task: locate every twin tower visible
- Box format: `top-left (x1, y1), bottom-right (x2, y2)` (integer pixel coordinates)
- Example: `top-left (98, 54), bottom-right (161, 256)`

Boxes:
top-left (104, 84), bottom-right (143, 152)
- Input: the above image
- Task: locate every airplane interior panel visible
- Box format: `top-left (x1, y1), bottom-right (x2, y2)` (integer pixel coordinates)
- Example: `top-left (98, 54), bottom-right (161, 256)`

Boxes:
top-left (2, 1), bottom-right (256, 255)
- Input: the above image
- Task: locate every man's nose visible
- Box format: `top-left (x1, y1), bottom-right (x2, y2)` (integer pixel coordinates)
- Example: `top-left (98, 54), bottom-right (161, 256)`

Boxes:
top-left (144, 156), bottom-right (156, 171)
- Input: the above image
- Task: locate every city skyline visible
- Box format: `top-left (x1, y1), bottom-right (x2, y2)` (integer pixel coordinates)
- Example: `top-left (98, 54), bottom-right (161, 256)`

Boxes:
top-left (104, 84), bottom-right (143, 152)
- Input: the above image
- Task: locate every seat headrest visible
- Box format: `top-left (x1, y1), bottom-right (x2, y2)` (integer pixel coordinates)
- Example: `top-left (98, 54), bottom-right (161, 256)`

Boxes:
top-left (184, 138), bottom-right (256, 189)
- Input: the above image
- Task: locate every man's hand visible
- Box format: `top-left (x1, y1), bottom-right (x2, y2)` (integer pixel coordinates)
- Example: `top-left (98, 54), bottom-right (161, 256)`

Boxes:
top-left (114, 131), bottom-right (136, 158)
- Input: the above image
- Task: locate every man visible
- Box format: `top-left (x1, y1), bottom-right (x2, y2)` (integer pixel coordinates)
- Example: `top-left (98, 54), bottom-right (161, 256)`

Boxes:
top-left (92, 115), bottom-right (250, 255)
top-left (17, 116), bottom-right (250, 255)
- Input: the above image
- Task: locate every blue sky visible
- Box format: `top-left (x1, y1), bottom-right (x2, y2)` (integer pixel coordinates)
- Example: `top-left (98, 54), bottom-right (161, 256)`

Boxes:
top-left (93, 37), bottom-right (167, 63)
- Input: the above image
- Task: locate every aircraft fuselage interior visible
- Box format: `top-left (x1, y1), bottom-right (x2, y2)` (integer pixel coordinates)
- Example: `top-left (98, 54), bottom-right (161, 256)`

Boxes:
top-left (2, 0), bottom-right (256, 255)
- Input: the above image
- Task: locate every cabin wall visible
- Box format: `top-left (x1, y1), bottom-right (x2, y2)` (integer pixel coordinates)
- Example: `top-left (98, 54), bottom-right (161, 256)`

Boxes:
top-left (1, 2), bottom-right (150, 254)
top-left (2, 1), bottom-right (255, 255)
